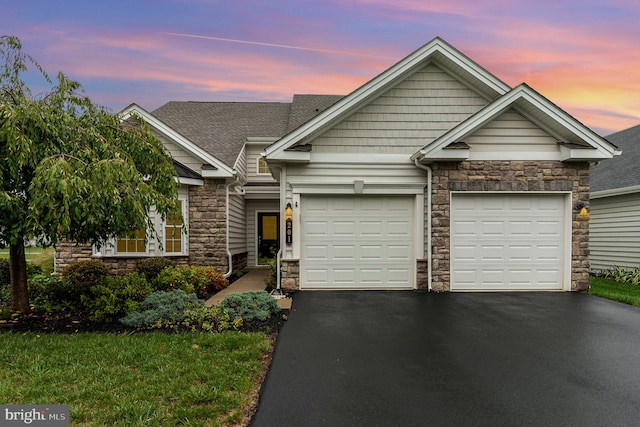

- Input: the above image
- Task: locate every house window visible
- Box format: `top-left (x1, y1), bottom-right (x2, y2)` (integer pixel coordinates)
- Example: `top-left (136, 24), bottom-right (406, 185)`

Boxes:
top-left (165, 199), bottom-right (185, 254)
top-left (116, 230), bottom-right (147, 254)
top-left (257, 157), bottom-right (271, 175)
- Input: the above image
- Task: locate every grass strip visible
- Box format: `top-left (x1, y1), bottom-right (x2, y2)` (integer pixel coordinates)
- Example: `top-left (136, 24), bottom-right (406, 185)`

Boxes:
top-left (0, 331), bottom-right (272, 426)
top-left (589, 277), bottom-right (640, 307)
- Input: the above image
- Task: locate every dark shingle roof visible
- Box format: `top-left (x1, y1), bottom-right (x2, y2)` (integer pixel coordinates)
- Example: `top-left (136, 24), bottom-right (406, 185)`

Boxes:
top-left (173, 160), bottom-right (202, 179)
top-left (151, 101), bottom-right (292, 168)
top-left (287, 94), bottom-right (344, 132)
top-left (591, 124), bottom-right (640, 192)
top-left (150, 95), bottom-right (344, 168)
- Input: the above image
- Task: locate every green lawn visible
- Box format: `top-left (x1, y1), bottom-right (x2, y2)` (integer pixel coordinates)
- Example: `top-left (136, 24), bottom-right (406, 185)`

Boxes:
top-left (0, 331), bottom-right (273, 426)
top-left (589, 276), bottom-right (640, 307)
top-left (0, 247), bottom-right (54, 274)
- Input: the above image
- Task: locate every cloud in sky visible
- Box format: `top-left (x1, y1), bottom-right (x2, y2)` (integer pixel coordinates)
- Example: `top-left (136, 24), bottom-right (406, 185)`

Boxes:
top-left (4, 0), bottom-right (640, 135)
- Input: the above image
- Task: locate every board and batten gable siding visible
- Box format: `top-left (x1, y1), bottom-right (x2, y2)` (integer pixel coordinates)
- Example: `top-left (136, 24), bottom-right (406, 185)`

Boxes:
top-left (155, 134), bottom-right (202, 172)
top-left (310, 63), bottom-right (489, 154)
top-left (590, 192), bottom-right (640, 270)
top-left (464, 110), bottom-right (559, 153)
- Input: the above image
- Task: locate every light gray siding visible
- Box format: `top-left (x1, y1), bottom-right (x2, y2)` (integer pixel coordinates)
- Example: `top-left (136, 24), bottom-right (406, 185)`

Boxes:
top-left (311, 63), bottom-right (488, 154)
top-left (156, 134), bottom-right (202, 172)
top-left (590, 192), bottom-right (640, 270)
top-left (229, 193), bottom-right (247, 255)
top-left (246, 199), bottom-right (279, 266)
top-left (465, 110), bottom-right (558, 153)
top-left (247, 144), bottom-right (277, 183)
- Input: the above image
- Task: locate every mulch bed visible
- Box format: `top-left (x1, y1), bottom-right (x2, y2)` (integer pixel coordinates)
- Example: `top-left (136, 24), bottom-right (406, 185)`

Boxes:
top-left (0, 310), bottom-right (289, 334)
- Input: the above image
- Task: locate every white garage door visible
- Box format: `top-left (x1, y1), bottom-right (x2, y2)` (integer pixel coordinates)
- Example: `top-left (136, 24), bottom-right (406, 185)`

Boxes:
top-left (451, 193), bottom-right (567, 291)
top-left (301, 195), bottom-right (414, 289)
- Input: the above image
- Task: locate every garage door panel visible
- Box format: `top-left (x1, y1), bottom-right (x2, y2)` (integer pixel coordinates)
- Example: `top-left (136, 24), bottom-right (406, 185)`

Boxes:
top-left (301, 195), bottom-right (414, 289)
top-left (451, 194), bottom-right (566, 291)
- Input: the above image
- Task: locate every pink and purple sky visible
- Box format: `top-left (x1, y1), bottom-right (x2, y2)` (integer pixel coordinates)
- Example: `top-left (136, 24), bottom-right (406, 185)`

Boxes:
top-left (5, 0), bottom-right (640, 135)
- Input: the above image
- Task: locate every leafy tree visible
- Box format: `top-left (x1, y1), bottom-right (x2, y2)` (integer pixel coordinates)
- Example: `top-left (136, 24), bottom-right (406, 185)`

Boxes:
top-left (0, 35), bottom-right (180, 312)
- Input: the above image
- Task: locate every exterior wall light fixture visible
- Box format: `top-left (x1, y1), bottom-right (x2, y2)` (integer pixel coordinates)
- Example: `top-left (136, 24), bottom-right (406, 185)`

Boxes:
top-left (575, 201), bottom-right (590, 222)
top-left (285, 203), bottom-right (293, 244)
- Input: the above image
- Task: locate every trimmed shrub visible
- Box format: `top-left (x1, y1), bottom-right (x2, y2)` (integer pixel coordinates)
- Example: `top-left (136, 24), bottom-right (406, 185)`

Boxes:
top-left (155, 266), bottom-right (228, 298)
top-left (81, 272), bottom-right (153, 322)
top-left (181, 306), bottom-right (244, 332)
top-left (219, 291), bottom-right (281, 322)
top-left (58, 260), bottom-right (109, 306)
top-left (120, 289), bottom-right (204, 328)
top-left (135, 257), bottom-right (175, 283)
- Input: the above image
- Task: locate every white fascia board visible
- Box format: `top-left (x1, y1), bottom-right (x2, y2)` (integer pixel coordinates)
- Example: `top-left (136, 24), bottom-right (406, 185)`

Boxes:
top-left (247, 137), bottom-right (279, 145)
top-left (268, 150), bottom-right (311, 162)
top-left (309, 153), bottom-right (413, 164)
top-left (591, 184), bottom-right (640, 199)
top-left (265, 37), bottom-right (510, 160)
top-left (559, 146), bottom-right (611, 161)
top-left (511, 89), bottom-right (617, 159)
top-left (176, 177), bottom-right (204, 186)
top-left (119, 104), bottom-right (236, 178)
top-left (413, 85), bottom-right (616, 162)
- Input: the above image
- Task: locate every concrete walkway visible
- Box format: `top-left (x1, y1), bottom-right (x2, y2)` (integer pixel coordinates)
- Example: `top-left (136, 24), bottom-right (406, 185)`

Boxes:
top-left (205, 268), bottom-right (292, 309)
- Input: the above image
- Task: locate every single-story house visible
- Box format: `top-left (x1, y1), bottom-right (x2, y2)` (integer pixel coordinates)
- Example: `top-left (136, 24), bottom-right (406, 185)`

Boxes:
top-left (590, 124), bottom-right (639, 270)
top-left (55, 37), bottom-right (618, 291)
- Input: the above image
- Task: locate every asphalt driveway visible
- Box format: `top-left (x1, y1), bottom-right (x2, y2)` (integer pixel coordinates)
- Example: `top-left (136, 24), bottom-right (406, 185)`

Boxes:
top-left (252, 291), bottom-right (640, 426)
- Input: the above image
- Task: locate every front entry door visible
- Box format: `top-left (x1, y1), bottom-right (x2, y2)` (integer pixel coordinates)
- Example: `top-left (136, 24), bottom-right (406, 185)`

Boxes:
top-left (258, 212), bottom-right (280, 265)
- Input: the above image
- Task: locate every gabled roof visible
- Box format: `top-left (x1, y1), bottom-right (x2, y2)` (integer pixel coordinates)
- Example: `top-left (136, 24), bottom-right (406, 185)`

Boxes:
top-left (119, 103), bottom-right (236, 177)
top-left (151, 101), bottom-right (292, 168)
top-left (591, 124), bottom-right (640, 193)
top-left (264, 37), bottom-right (511, 161)
top-left (412, 84), bottom-right (618, 163)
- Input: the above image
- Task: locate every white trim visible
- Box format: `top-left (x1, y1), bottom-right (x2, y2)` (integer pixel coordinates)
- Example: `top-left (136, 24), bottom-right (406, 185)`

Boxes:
top-left (265, 37), bottom-right (509, 160)
top-left (255, 210), bottom-right (280, 267)
top-left (119, 104), bottom-right (235, 178)
top-left (256, 156), bottom-right (272, 175)
top-left (590, 184), bottom-right (640, 199)
top-left (413, 85), bottom-right (617, 163)
top-left (448, 191), bottom-right (572, 292)
top-left (163, 196), bottom-right (188, 256)
top-left (176, 177), bottom-right (204, 186)
top-left (290, 183), bottom-right (427, 195)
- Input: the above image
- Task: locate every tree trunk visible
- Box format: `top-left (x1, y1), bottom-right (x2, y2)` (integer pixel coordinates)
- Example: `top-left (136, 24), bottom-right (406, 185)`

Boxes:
top-left (10, 243), bottom-right (30, 313)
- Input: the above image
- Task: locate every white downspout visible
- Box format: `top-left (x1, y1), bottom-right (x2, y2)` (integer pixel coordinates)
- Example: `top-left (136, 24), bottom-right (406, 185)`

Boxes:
top-left (224, 173), bottom-right (241, 278)
top-left (275, 165), bottom-right (286, 294)
top-left (414, 159), bottom-right (433, 292)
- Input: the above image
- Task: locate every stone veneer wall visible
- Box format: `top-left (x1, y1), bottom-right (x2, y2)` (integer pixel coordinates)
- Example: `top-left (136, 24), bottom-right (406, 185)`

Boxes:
top-left (188, 179), bottom-right (229, 272)
top-left (56, 178), bottom-right (238, 276)
top-left (429, 160), bottom-right (590, 292)
top-left (280, 259), bottom-right (300, 291)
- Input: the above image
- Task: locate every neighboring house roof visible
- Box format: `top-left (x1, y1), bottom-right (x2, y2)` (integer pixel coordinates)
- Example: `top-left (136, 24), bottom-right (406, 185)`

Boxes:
top-left (591, 124), bottom-right (640, 193)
